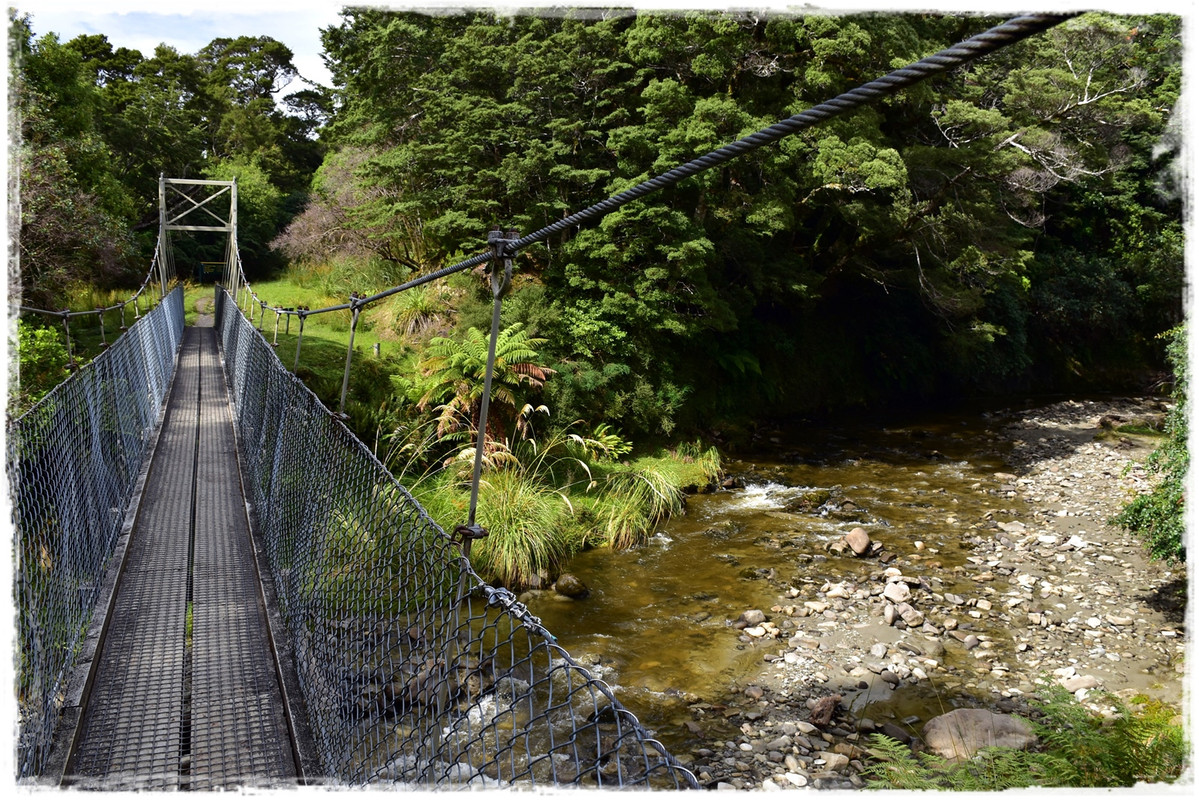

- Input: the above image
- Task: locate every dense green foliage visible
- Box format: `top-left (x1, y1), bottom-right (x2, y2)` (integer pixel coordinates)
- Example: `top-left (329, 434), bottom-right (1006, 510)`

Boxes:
top-left (10, 11), bottom-right (330, 310)
top-left (1114, 325), bottom-right (1187, 562)
top-left (861, 686), bottom-right (1188, 789)
top-left (13, 9), bottom-right (1184, 582)
top-left (293, 9), bottom-right (1183, 438)
top-left (8, 320), bottom-right (70, 413)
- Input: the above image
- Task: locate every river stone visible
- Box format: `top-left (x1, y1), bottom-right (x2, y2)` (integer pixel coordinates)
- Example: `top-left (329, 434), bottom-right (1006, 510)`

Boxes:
top-left (740, 609), bottom-right (768, 626)
top-left (883, 582), bottom-right (911, 604)
top-left (846, 528), bottom-right (871, 556)
top-left (922, 709), bottom-right (1036, 761)
top-left (766, 735), bottom-right (792, 751)
top-left (816, 752), bottom-right (850, 771)
top-left (877, 722), bottom-right (912, 744)
top-left (783, 772), bottom-right (808, 787)
top-left (1061, 675), bottom-right (1100, 692)
top-left (896, 602), bottom-right (924, 627)
top-left (554, 573), bottom-right (590, 598)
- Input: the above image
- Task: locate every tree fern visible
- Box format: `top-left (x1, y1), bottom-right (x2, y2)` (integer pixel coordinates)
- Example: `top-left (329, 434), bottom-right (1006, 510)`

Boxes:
top-left (414, 323), bottom-right (553, 439)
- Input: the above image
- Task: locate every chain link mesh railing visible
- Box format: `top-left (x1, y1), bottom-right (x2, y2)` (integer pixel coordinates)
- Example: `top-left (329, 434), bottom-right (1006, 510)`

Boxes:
top-left (213, 287), bottom-right (696, 788)
top-left (9, 287), bottom-right (185, 779)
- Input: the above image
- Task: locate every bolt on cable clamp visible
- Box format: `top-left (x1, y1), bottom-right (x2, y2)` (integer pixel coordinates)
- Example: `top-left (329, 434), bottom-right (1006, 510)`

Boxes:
top-left (452, 523), bottom-right (489, 548)
top-left (480, 585), bottom-right (557, 642)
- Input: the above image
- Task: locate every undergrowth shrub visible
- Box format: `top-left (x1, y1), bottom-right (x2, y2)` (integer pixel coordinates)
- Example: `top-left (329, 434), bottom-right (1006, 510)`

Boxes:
top-left (1113, 324), bottom-right (1187, 563)
top-left (861, 685), bottom-right (1188, 790)
top-left (10, 319), bottom-right (71, 414)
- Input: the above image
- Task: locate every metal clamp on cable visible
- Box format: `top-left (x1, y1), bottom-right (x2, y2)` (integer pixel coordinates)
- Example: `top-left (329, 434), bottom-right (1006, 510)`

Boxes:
top-left (452, 522), bottom-right (489, 557)
top-left (480, 585), bottom-right (557, 642)
top-left (486, 227), bottom-right (517, 296)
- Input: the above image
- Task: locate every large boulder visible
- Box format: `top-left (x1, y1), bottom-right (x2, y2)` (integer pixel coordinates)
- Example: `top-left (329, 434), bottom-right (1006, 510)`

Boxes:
top-left (845, 527), bottom-right (872, 556)
top-left (553, 573), bottom-right (590, 598)
top-left (922, 709), bottom-right (1037, 761)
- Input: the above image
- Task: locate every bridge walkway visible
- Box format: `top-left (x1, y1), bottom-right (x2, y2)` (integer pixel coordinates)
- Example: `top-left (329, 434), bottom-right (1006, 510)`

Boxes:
top-left (63, 321), bottom-right (298, 789)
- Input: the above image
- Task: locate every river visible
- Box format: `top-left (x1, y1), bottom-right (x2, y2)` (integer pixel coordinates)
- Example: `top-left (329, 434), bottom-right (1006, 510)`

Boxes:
top-left (523, 407), bottom-right (1023, 753)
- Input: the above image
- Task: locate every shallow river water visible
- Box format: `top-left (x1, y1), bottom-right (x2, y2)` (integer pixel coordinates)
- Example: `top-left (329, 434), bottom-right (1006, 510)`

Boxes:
top-left (523, 409), bottom-right (1024, 752)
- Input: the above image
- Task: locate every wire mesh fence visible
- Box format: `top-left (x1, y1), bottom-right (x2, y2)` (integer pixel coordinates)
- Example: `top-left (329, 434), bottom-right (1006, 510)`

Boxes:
top-left (9, 287), bottom-right (185, 780)
top-left (213, 287), bottom-right (696, 789)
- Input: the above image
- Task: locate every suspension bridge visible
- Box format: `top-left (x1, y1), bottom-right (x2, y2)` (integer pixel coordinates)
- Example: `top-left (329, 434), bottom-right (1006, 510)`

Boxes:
top-left (9, 14), bottom-right (1073, 789)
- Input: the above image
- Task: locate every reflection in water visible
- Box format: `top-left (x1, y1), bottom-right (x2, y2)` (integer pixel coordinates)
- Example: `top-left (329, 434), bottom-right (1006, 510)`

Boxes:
top-left (524, 412), bottom-right (1018, 751)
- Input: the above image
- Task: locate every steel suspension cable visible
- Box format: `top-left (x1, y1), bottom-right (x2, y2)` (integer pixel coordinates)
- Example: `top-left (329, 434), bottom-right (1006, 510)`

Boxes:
top-left (505, 12), bottom-right (1076, 257)
top-left (338, 11), bottom-right (1078, 311)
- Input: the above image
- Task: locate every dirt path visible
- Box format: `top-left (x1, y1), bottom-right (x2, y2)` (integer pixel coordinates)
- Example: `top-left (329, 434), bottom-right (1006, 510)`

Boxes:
top-left (194, 296), bottom-right (214, 327)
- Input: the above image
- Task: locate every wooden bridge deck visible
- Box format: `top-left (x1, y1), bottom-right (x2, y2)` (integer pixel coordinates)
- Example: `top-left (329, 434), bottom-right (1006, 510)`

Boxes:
top-left (61, 323), bottom-right (299, 789)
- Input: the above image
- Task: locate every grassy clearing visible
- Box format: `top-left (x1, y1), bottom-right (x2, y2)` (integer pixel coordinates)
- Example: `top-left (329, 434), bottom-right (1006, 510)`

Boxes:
top-left (236, 276), bottom-right (424, 366)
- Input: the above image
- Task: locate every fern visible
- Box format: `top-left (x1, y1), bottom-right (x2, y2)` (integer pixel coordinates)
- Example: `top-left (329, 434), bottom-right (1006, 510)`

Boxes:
top-left (861, 687), bottom-right (1188, 790)
top-left (1029, 685), bottom-right (1189, 786)
top-left (861, 734), bottom-right (1071, 791)
top-left (861, 735), bottom-right (944, 790)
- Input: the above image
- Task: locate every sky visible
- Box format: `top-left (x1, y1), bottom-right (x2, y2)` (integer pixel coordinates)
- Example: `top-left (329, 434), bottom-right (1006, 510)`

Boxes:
top-left (11, 1), bottom-right (1196, 93)
top-left (13, 0), bottom-right (347, 90)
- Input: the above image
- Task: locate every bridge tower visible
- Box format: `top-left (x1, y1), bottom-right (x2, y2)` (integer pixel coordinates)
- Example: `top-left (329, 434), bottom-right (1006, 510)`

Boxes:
top-left (158, 175), bottom-right (239, 297)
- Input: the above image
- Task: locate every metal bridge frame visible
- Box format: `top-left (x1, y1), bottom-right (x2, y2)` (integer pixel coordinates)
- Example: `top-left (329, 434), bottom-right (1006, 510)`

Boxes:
top-left (158, 176), bottom-right (239, 298)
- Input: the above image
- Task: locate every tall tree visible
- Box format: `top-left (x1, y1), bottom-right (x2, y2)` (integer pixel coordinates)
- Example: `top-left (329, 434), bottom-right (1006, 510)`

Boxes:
top-left (306, 9), bottom-right (1181, 433)
top-left (12, 17), bottom-right (139, 307)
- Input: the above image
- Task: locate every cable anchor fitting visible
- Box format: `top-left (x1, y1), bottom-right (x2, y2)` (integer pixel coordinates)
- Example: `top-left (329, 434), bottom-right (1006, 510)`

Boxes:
top-left (452, 523), bottom-right (489, 558)
top-left (480, 585), bottom-right (556, 642)
top-left (485, 226), bottom-right (518, 297)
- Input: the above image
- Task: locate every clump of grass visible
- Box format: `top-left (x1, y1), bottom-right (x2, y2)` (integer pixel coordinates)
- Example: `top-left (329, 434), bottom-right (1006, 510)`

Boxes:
top-left (628, 441), bottom-right (722, 493)
top-left (412, 468), bottom-right (580, 588)
top-left (398, 420), bottom-right (720, 587)
top-left (590, 466), bottom-right (683, 549)
top-left (470, 469), bottom-right (581, 587)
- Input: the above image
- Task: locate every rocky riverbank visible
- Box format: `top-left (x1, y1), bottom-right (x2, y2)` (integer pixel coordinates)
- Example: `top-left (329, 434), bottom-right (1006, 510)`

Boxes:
top-left (680, 397), bottom-right (1187, 791)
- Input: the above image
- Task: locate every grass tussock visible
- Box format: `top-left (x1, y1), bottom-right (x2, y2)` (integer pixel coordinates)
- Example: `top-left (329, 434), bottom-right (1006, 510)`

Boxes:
top-left (398, 423), bottom-right (722, 588)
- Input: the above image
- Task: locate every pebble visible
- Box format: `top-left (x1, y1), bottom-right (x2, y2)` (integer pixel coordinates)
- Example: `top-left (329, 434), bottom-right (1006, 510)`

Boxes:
top-left (684, 398), bottom-right (1184, 792)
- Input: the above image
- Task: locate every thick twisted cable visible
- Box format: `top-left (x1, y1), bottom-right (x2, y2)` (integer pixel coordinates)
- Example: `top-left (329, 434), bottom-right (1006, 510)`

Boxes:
top-left (505, 12), bottom-right (1074, 256)
top-left (250, 13), bottom-right (1074, 312)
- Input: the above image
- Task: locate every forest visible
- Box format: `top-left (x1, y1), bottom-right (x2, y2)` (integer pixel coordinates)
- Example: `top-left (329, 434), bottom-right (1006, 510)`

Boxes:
top-left (10, 9), bottom-right (1186, 573)
top-left (9, 10), bottom-right (1192, 791)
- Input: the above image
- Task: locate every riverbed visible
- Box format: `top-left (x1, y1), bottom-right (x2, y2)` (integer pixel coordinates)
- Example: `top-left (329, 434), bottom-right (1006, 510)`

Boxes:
top-left (521, 396), bottom-right (1188, 789)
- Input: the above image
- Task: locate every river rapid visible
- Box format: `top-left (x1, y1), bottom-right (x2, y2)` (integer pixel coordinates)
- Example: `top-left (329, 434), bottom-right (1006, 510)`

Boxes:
top-left (521, 397), bottom-right (1188, 790)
